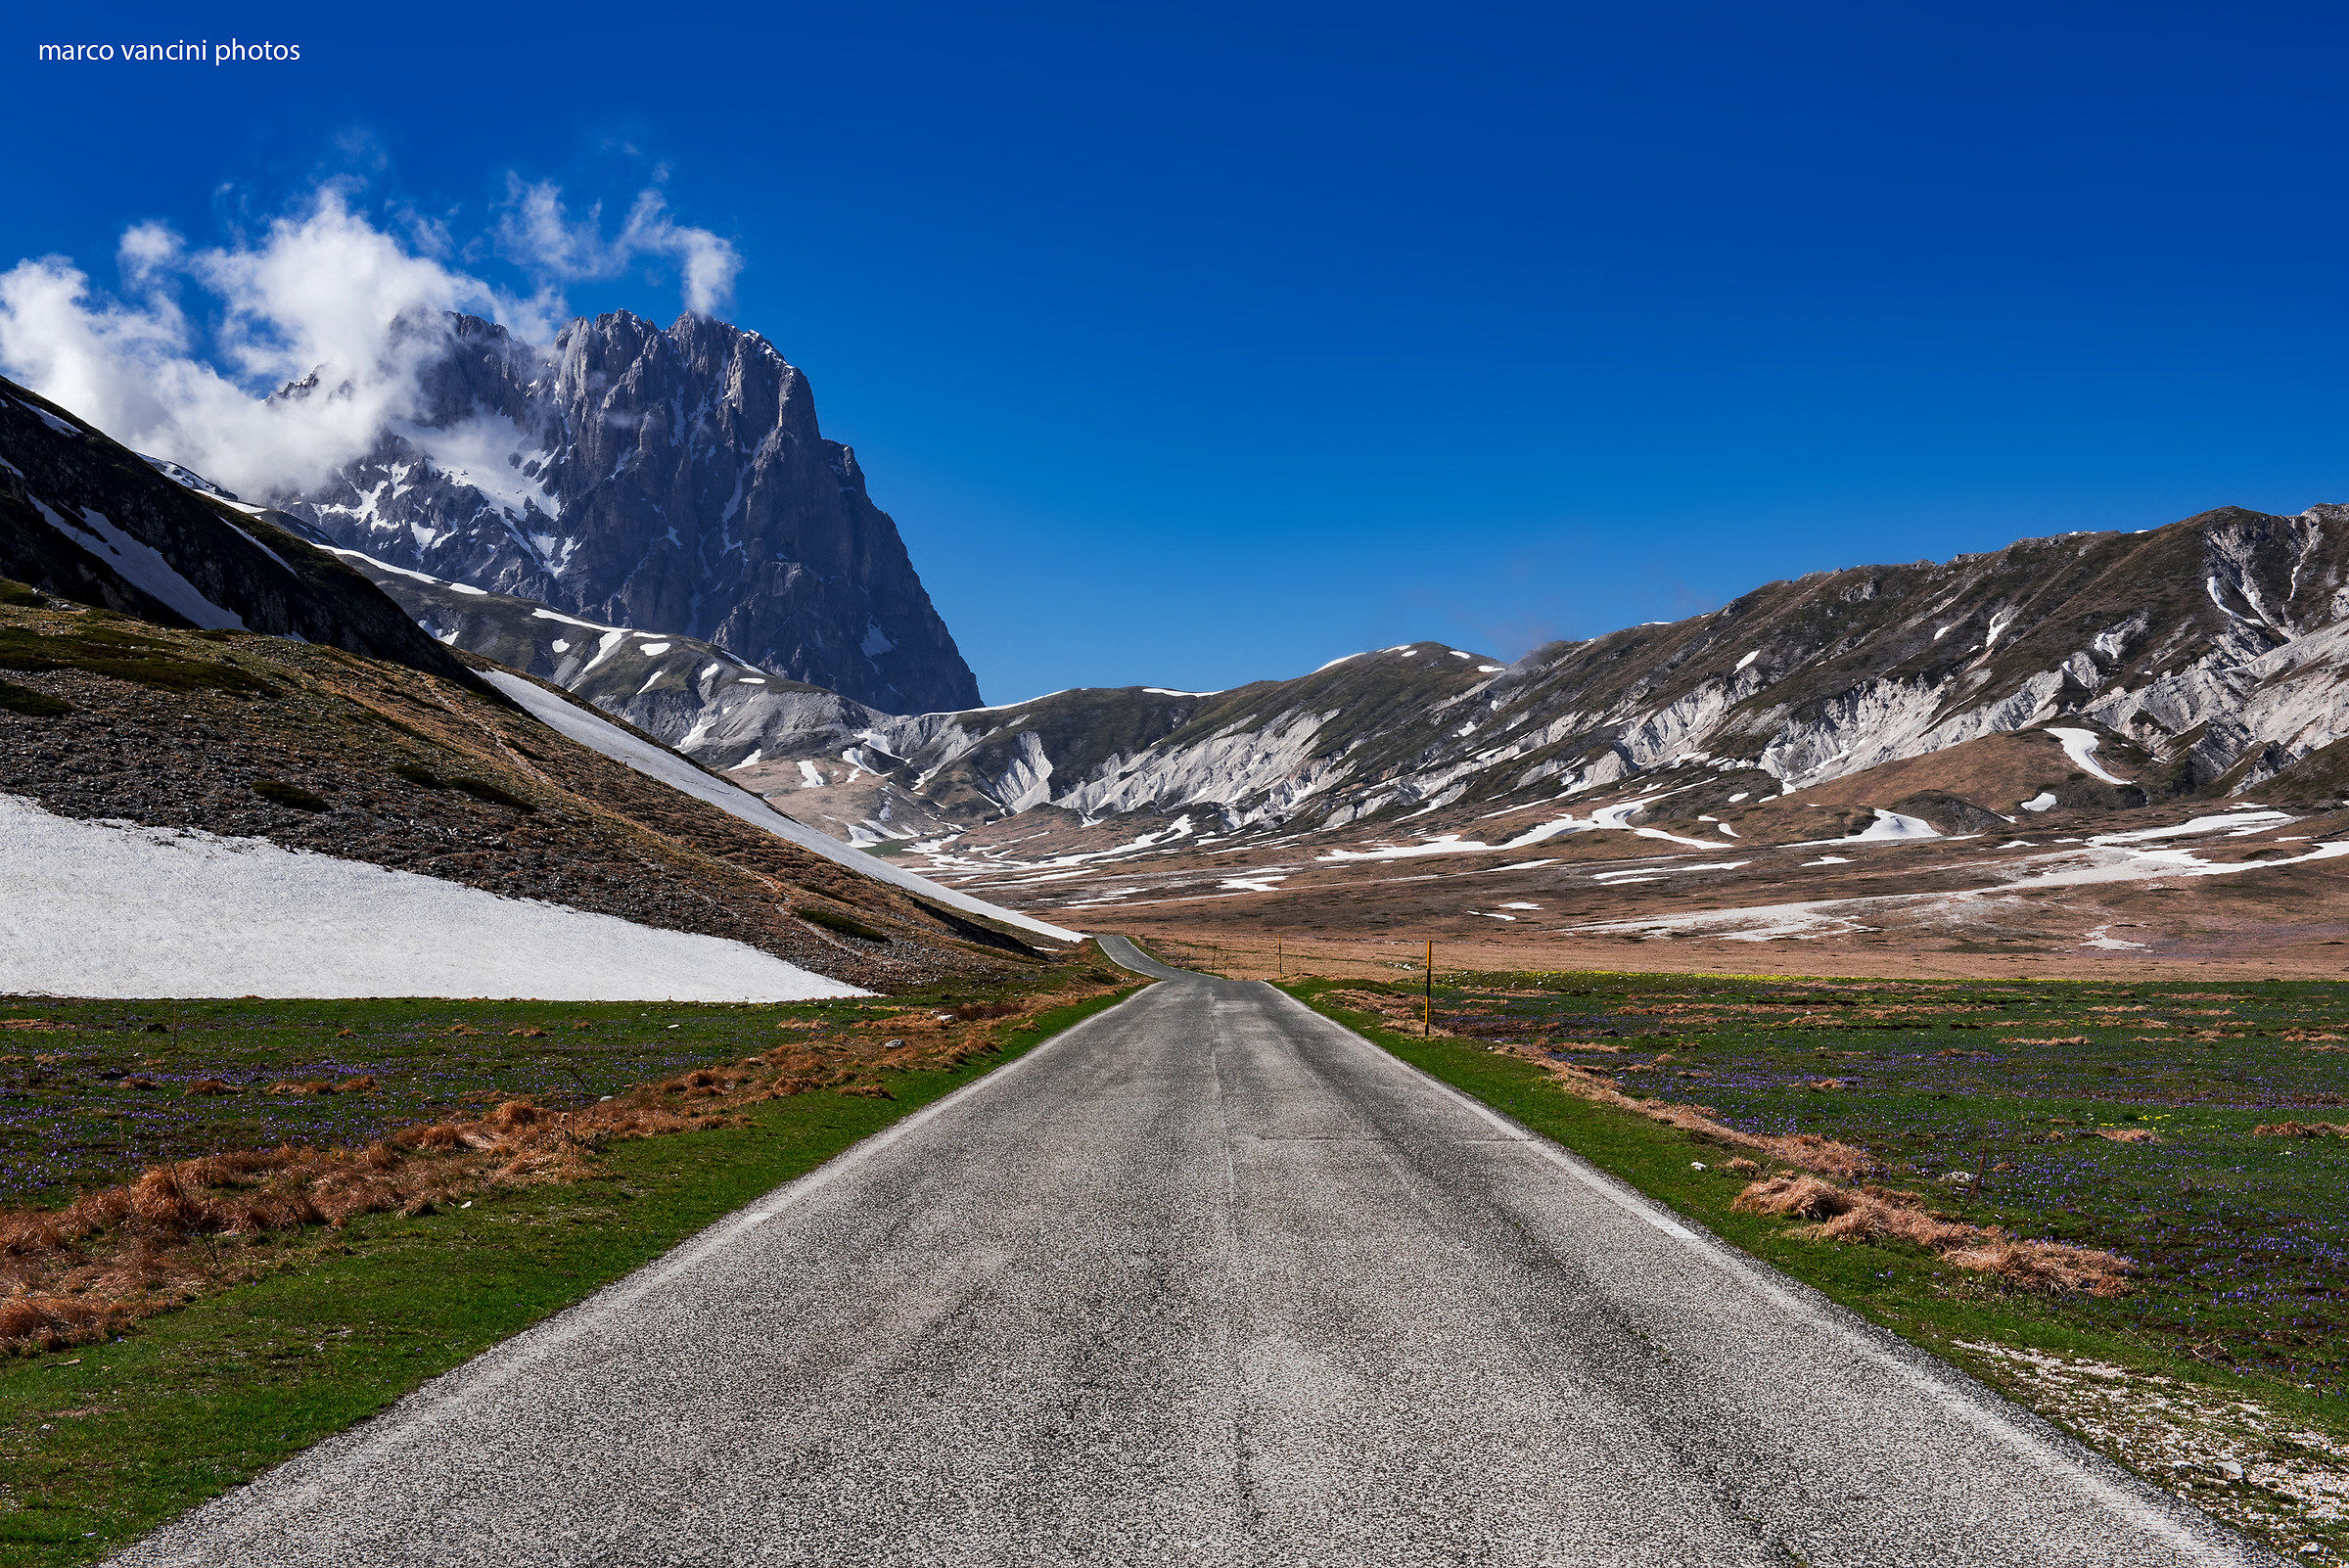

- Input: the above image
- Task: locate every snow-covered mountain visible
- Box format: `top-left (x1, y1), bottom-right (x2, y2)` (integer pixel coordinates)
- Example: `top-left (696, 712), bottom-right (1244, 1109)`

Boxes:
top-left (275, 425), bottom-right (2349, 858)
top-left (276, 311), bottom-right (981, 715)
top-left (560, 502), bottom-right (2349, 850)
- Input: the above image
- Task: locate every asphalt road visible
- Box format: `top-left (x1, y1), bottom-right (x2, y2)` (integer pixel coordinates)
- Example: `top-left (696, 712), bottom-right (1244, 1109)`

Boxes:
top-left (117, 937), bottom-right (2274, 1566)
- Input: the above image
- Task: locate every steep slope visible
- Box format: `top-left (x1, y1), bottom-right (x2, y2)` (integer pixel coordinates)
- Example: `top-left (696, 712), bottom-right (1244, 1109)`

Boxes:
top-left (0, 377), bottom-right (1073, 994)
top-left (0, 378), bottom-right (473, 684)
top-left (277, 311), bottom-right (980, 714)
top-left (314, 540), bottom-right (873, 755)
top-left (0, 589), bottom-right (1062, 992)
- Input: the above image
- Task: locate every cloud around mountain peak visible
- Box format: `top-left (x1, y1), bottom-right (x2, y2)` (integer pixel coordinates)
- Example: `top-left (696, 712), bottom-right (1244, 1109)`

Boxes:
top-left (0, 178), bottom-right (742, 501)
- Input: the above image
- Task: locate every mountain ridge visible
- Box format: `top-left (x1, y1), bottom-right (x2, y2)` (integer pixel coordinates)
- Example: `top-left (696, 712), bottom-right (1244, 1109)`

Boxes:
top-left (0, 376), bottom-right (480, 687)
top-left (374, 499), bottom-right (2349, 858)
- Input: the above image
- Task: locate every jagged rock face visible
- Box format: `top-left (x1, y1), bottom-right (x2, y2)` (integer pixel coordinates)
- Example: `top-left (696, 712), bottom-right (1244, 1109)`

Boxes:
top-left (281, 311), bottom-right (981, 715)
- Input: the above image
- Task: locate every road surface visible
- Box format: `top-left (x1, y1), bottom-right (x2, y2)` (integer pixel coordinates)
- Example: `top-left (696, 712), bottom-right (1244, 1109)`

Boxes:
top-left (117, 937), bottom-right (2273, 1566)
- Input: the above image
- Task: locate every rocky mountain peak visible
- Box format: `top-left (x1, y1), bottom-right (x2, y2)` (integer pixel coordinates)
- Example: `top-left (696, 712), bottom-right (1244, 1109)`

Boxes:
top-left (281, 309), bottom-right (981, 715)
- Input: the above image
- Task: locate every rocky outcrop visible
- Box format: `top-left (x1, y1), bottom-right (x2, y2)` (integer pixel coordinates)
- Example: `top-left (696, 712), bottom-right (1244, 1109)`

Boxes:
top-left (281, 311), bottom-right (981, 715)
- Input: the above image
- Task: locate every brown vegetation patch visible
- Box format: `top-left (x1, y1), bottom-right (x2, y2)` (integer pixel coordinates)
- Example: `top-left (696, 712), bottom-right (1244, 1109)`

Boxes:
top-left (0, 973), bottom-right (1129, 1356)
top-left (1733, 1173), bottom-right (2133, 1295)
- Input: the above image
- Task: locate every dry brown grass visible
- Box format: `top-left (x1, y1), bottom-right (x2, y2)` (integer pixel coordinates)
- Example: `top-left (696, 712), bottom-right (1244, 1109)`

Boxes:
top-left (1320, 982), bottom-right (2129, 1294)
top-left (0, 975), bottom-right (1128, 1357)
top-left (2090, 1128), bottom-right (2162, 1144)
top-left (2253, 1121), bottom-right (2349, 1138)
top-left (1732, 1173), bottom-right (2133, 1295)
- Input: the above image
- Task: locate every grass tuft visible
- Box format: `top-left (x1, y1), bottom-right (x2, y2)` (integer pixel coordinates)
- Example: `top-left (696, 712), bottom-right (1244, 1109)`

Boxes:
top-left (795, 904), bottom-right (892, 944)
top-left (0, 678), bottom-right (69, 716)
top-left (249, 778), bottom-right (329, 812)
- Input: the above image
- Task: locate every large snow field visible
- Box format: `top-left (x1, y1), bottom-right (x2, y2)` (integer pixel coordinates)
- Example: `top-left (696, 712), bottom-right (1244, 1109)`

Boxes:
top-left (0, 796), bottom-right (866, 1001)
top-left (1568, 830), bottom-right (2349, 943)
top-left (481, 670), bottom-right (1084, 944)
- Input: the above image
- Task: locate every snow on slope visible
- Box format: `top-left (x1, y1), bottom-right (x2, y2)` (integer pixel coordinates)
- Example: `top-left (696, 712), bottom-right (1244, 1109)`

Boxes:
top-left (1316, 796), bottom-right (1721, 862)
top-left (27, 497), bottom-right (245, 630)
top-left (2046, 726), bottom-right (2130, 785)
top-left (0, 796), bottom-right (865, 1001)
top-left (480, 670), bottom-right (1084, 945)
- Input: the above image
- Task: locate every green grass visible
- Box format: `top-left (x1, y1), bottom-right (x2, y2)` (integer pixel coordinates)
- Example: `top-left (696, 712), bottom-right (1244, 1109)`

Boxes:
top-left (0, 991), bottom-right (1051, 1208)
top-left (247, 779), bottom-right (328, 812)
top-left (794, 904), bottom-right (893, 944)
top-left (1284, 971), bottom-right (2349, 1554)
top-left (381, 762), bottom-right (536, 812)
top-left (0, 683), bottom-right (67, 718)
top-left (0, 625), bottom-right (273, 698)
top-left (0, 984), bottom-right (1139, 1564)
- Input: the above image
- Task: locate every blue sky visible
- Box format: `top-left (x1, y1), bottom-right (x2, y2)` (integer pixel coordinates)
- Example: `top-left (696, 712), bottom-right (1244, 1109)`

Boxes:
top-left (8, 1), bottom-right (2349, 703)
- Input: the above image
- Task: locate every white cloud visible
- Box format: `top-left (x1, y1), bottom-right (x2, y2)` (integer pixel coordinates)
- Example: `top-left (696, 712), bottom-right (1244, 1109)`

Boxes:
top-left (0, 193), bottom-right (504, 498)
top-left (0, 179), bottom-right (744, 499)
top-left (495, 179), bottom-right (741, 316)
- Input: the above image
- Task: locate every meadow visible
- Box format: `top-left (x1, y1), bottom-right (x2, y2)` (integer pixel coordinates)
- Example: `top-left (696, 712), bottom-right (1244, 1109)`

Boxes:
top-left (1290, 969), bottom-right (2349, 1557)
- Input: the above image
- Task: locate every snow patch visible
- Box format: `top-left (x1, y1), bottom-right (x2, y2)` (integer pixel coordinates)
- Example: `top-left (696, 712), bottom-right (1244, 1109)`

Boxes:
top-left (480, 671), bottom-right (1083, 944)
top-left (30, 499), bottom-right (244, 630)
top-left (11, 397), bottom-right (82, 437)
top-left (0, 795), bottom-right (861, 1001)
top-left (1795, 809), bottom-right (1941, 848)
top-left (2045, 726), bottom-right (2129, 786)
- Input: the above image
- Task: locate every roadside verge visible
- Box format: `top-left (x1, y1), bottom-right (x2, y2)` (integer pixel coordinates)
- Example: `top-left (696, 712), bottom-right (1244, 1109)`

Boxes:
top-left (0, 978), bottom-right (1142, 1567)
top-left (1278, 976), bottom-right (2347, 1563)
